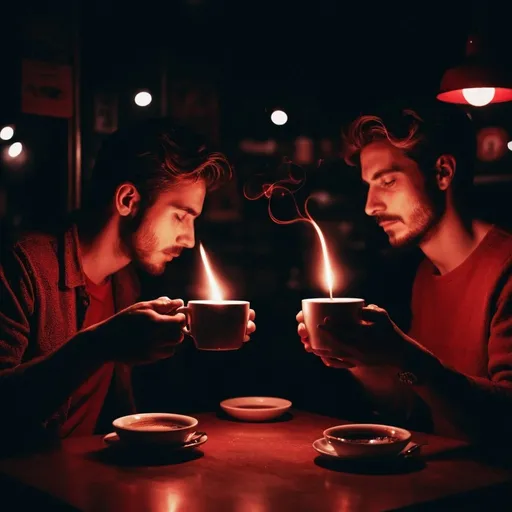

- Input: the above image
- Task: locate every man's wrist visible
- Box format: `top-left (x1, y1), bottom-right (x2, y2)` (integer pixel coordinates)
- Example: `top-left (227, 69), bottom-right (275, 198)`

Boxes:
top-left (397, 336), bottom-right (444, 385)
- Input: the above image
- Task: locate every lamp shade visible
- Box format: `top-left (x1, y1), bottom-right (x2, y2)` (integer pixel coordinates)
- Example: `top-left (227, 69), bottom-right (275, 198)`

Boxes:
top-left (437, 37), bottom-right (512, 106)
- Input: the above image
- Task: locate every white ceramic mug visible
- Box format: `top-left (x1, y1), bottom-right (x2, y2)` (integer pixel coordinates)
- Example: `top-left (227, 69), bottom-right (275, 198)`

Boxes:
top-left (301, 298), bottom-right (365, 351)
top-left (177, 300), bottom-right (250, 351)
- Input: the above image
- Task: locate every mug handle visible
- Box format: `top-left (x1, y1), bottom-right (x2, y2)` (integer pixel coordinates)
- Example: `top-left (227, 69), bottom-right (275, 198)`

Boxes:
top-left (176, 306), bottom-right (191, 335)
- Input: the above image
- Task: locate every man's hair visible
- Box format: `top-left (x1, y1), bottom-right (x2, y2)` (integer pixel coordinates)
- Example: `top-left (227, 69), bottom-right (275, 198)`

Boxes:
top-left (342, 101), bottom-right (476, 198)
top-left (83, 118), bottom-right (232, 213)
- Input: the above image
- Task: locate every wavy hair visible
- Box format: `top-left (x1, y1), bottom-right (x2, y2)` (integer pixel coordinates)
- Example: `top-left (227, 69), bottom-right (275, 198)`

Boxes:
top-left (342, 103), bottom-right (476, 198)
top-left (83, 118), bottom-right (232, 213)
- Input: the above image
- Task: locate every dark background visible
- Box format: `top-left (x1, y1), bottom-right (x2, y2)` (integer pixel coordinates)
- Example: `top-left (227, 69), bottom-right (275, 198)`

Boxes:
top-left (0, 0), bottom-right (511, 422)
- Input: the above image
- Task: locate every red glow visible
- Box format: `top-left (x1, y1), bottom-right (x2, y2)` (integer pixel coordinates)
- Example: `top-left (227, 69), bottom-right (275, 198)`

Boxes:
top-left (243, 159), bottom-right (304, 202)
top-left (244, 166), bottom-right (338, 298)
top-left (309, 216), bottom-right (335, 299)
top-left (265, 191), bottom-right (337, 298)
top-left (199, 243), bottom-right (224, 300)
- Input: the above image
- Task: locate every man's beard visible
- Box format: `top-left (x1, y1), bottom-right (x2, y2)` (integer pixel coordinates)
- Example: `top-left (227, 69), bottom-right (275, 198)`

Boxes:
top-left (377, 186), bottom-right (445, 249)
top-left (385, 205), bottom-right (438, 248)
top-left (120, 212), bottom-right (164, 275)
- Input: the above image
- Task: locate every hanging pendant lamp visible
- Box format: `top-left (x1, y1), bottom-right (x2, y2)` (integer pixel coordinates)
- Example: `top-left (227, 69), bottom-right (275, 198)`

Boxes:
top-left (437, 35), bottom-right (512, 107)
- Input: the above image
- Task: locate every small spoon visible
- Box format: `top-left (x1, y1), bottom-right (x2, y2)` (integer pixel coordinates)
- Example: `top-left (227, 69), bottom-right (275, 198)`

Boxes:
top-left (184, 431), bottom-right (207, 446)
top-left (401, 443), bottom-right (423, 458)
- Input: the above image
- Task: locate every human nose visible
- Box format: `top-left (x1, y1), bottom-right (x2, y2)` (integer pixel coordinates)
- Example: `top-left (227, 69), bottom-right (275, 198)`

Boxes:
top-left (177, 222), bottom-right (195, 248)
top-left (364, 187), bottom-right (385, 217)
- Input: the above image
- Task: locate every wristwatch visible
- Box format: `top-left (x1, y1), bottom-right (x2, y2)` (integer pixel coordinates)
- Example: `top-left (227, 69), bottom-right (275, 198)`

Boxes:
top-left (397, 371), bottom-right (419, 385)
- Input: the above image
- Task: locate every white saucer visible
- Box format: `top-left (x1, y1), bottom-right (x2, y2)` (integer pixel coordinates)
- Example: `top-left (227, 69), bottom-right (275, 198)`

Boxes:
top-left (103, 432), bottom-right (208, 451)
top-left (313, 438), bottom-right (418, 460)
top-left (220, 396), bottom-right (292, 422)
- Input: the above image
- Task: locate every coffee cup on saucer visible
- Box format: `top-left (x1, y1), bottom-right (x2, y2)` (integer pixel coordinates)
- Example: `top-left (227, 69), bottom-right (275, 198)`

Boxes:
top-left (111, 413), bottom-right (201, 446)
top-left (322, 423), bottom-right (411, 459)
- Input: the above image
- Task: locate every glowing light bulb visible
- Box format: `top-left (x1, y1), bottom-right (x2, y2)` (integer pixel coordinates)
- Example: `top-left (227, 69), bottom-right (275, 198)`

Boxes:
top-left (134, 91), bottom-right (152, 107)
top-left (507, 141), bottom-right (512, 151)
top-left (0, 126), bottom-right (14, 141)
top-left (462, 87), bottom-right (495, 107)
top-left (8, 142), bottom-right (23, 158)
top-left (271, 110), bottom-right (288, 125)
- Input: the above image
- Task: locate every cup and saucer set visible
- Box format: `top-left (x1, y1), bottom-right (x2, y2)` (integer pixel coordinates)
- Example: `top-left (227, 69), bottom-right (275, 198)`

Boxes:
top-left (313, 423), bottom-right (422, 464)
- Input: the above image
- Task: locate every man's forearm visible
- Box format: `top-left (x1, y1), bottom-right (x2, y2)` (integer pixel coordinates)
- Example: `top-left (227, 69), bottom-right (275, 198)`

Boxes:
top-left (0, 330), bottom-right (104, 429)
top-left (403, 341), bottom-right (512, 441)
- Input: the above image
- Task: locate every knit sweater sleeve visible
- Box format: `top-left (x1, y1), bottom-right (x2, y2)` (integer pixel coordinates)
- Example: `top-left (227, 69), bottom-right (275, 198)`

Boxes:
top-left (412, 262), bottom-right (512, 442)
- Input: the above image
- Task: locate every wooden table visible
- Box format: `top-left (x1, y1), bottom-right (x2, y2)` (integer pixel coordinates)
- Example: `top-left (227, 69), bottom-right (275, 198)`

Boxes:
top-left (0, 410), bottom-right (511, 511)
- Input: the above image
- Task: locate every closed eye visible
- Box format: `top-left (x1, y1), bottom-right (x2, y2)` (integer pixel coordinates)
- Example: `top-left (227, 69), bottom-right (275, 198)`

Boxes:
top-left (381, 178), bottom-right (396, 188)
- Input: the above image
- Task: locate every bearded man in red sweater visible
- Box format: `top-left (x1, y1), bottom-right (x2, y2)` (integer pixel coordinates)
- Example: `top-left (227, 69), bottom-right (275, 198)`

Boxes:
top-left (296, 102), bottom-right (512, 443)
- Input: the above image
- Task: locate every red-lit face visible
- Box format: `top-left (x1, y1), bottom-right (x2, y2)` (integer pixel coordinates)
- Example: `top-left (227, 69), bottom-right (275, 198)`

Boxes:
top-left (124, 180), bottom-right (206, 275)
top-left (360, 141), bottom-right (440, 248)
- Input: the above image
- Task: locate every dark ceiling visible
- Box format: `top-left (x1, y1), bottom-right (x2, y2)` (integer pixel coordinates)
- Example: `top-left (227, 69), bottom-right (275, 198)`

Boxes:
top-left (1, 0), bottom-right (511, 129)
